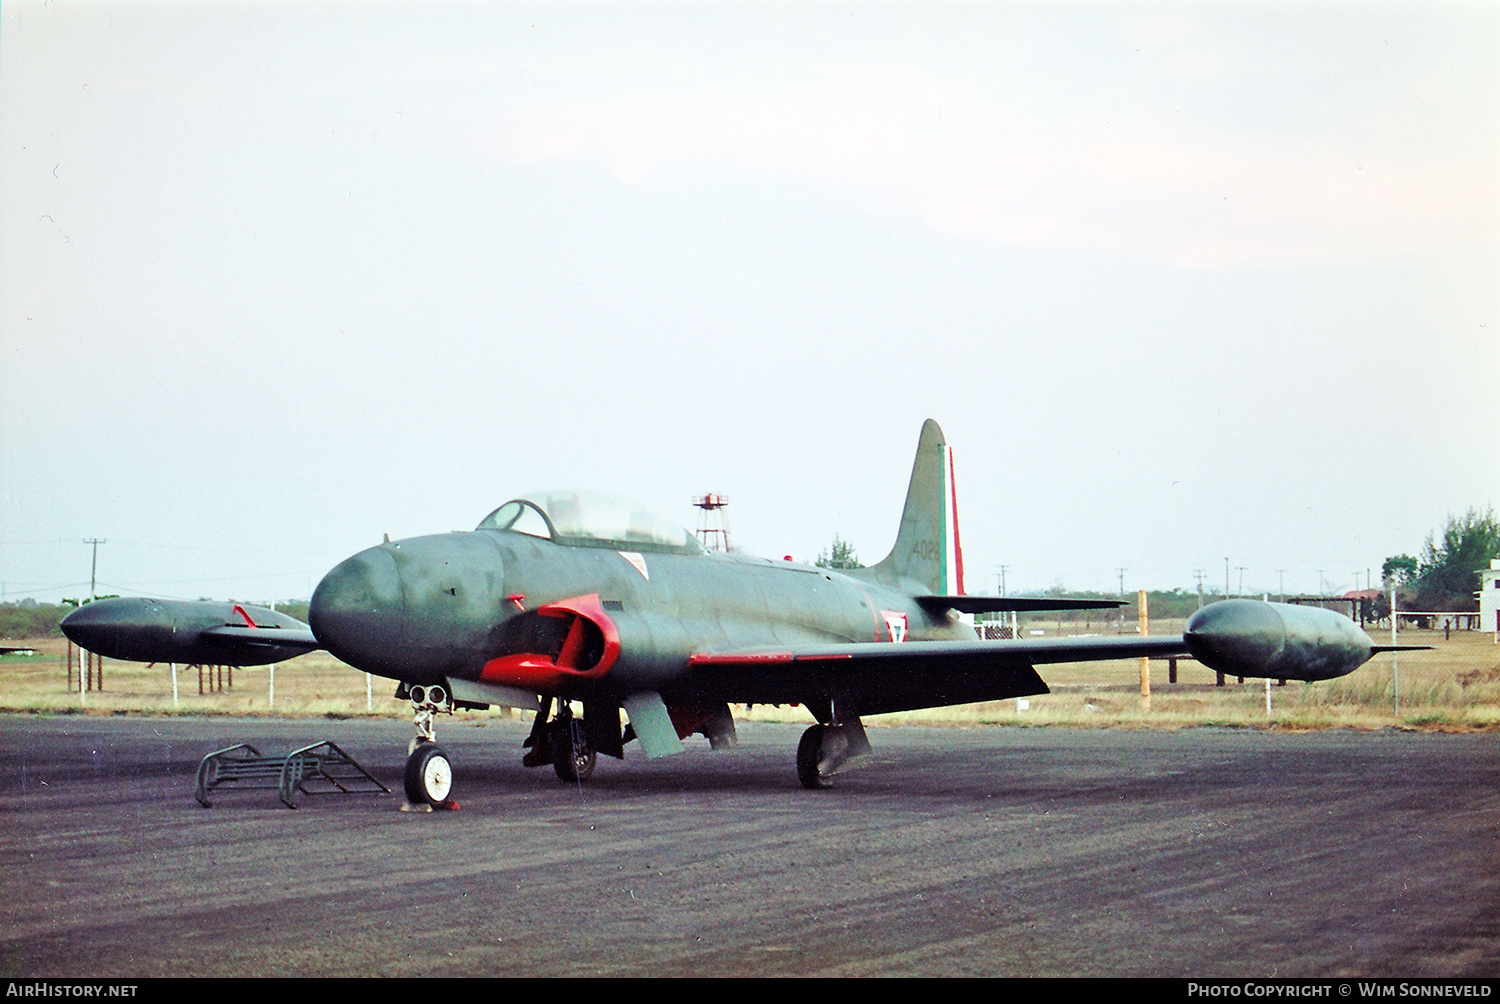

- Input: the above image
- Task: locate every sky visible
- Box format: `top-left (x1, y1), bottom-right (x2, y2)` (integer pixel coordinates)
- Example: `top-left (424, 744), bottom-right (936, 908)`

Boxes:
top-left (2, 0), bottom-right (1496, 607)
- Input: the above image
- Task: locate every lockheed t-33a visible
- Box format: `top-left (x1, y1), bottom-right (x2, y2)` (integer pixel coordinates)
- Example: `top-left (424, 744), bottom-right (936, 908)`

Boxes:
top-left (63, 421), bottom-right (1387, 806)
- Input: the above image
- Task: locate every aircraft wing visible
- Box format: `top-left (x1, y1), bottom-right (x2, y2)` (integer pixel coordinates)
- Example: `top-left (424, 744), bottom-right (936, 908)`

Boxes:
top-left (687, 635), bottom-right (1189, 716)
top-left (686, 598), bottom-right (1385, 715)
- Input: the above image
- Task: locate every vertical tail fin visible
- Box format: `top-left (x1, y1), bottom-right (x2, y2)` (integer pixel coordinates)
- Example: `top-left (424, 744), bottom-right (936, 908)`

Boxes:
top-left (863, 419), bottom-right (965, 596)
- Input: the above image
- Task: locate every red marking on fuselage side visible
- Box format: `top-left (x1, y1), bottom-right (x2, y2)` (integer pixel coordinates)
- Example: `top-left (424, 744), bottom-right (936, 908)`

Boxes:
top-left (689, 651), bottom-right (855, 666)
top-left (688, 652), bottom-right (795, 666)
top-left (231, 604), bottom-right (257, 628)
top-left (480, 593), bottom-right (619, 690)
top-left (881, 609), bottom-right (908, 643)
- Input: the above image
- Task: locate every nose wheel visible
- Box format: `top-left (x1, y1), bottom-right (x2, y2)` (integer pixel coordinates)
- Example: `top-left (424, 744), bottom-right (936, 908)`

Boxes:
top-left (404, 742), bottom-right (454, 804)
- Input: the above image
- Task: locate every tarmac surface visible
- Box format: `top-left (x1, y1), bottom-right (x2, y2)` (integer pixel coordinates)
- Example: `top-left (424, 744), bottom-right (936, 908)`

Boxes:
top-left (1, 713), bottom-right (1496, 978)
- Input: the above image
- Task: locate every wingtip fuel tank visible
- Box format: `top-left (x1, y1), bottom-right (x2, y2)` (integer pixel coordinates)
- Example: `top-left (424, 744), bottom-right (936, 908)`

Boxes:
top-left (60, 597), bottom-right (319, 666)
top-left (1184, 599), bottom-right (1374, 682)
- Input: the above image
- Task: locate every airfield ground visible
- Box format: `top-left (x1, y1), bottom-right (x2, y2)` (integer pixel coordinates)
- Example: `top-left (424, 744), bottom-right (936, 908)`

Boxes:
top-left (2, 621), bottom-right (1500, 972)
top-left (0, 627), bottom-right (1496, 976)
top-left (0, 714), bottom-right (1495, 978)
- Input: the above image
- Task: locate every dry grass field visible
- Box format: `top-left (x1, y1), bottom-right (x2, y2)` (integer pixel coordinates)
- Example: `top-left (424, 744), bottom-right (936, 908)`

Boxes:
top-left (2, 623), bottom-right (1497, 731)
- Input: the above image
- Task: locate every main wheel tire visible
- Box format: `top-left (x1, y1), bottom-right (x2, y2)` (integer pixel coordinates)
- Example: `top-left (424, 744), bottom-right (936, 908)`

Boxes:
top-left (797, 724), bottom-right (829, 789)
top-left (552, 719), bottom-right (596, 782)
top-left (404, 742), bottom-right (454, 804)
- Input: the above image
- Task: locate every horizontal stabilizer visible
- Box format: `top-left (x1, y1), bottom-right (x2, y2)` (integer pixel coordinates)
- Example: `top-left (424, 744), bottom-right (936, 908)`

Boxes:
top-left (917, 595), bottom-right (1124, 615)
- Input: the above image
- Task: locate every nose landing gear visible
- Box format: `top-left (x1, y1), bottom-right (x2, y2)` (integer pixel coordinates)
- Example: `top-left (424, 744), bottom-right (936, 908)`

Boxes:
top-left (402, 683), bottom-right (459, 811)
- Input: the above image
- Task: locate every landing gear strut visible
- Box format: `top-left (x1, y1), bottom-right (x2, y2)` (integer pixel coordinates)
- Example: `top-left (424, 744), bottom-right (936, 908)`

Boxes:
top-left (551, 706), bottom-right (596, 782)
top-left (522, 697), bottom-right (597, 783)
top-left (402, 683), bottom-right (458, 809)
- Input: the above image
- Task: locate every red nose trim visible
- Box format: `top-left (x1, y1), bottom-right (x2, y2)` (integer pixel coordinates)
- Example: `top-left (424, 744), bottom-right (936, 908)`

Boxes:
top-left (479, 593), bottom-right (620, 690)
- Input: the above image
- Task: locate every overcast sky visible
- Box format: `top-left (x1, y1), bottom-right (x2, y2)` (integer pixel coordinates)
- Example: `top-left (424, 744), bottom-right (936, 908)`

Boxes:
top-left (2, 1), bottom-right (1496, 607)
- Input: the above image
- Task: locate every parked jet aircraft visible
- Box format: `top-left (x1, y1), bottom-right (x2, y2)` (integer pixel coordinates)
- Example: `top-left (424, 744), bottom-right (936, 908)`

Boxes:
top-left (62, 421), bottom-right (1389, 806)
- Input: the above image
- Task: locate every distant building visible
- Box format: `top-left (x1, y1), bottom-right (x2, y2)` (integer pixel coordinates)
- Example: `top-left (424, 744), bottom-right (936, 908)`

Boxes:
top-left (1481, 559), bottom-right (1500, 634)
top-left (1340, 588), bottom-right (1383, 626)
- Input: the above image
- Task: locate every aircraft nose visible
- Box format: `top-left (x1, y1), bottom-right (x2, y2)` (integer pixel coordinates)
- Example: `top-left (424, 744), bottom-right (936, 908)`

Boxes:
top-left (309, 546), bottom-right (408, 674)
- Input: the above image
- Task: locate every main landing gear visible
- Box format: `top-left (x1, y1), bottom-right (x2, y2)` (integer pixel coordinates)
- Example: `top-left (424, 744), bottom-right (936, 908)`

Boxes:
top-left (796, 712), bottom-right (872, 790)
top-left (402, 683), bottom-right (458, 810)
top-left (522, 697), bottom-right (597, 782)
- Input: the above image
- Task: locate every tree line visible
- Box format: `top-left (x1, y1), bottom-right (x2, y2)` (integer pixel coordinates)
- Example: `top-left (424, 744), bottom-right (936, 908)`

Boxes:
top-left (1381, 507), bottom-right (1498, 613)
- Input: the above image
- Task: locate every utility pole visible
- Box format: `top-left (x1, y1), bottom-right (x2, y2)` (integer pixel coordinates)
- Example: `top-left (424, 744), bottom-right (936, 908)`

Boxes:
top-left (1116, 568), bottom-right (1126, 632)
top-left (1391, 582), bottom-right (1401, 718)
top-left (1193, 569), bottom-right (1206, 609)
top-left (1277, 569), bottom-right (1286, 602)
top-left (1237, 566), bottom-right (1247, 598)
top-left (1138, 589), bottom-right (1150, 710)
top-left (995, 565), bottom-right (1010, 636)
top-left (82, 538), bottom-right (106, 600)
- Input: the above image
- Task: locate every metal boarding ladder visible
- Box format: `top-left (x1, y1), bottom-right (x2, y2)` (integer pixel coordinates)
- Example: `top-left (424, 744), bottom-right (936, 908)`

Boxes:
top-left (195, 741), bottom-right (390, 809)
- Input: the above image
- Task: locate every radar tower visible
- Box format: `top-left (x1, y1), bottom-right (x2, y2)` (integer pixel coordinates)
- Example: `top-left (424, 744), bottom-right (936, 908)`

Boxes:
top-left (693, 494), bottom-right (732, 552)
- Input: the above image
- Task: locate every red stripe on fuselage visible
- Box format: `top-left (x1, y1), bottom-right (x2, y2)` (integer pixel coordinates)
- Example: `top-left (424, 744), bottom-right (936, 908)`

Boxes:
top-left (688, 652), bottom-right (794, 666)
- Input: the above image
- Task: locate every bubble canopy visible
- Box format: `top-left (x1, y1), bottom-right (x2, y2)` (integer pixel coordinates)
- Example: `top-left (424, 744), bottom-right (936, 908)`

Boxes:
top-left (476, 490), bottom-right (705, 555)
